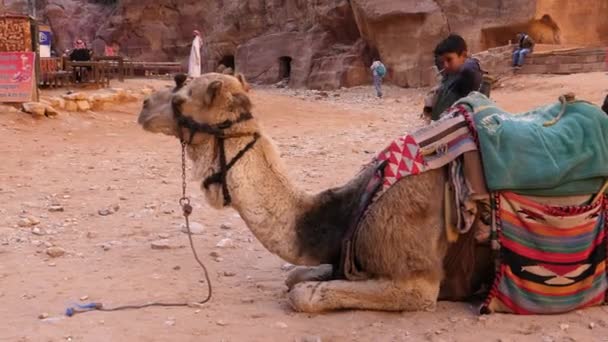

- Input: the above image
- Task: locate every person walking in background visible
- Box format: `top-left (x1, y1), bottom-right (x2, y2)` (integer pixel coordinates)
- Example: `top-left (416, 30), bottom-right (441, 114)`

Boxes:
top-left (370, 59), bottom-right (386, 98)
top-left (188, 30), bottom-right (203, 78)
top-left (512, 32), bottom-right (535, 68)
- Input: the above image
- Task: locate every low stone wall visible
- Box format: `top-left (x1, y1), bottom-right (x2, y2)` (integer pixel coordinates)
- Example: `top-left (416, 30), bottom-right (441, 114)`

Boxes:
top-left (474, 45), bottom-right (515, 80)
top-left (518, 47), bottom-right (607, 74)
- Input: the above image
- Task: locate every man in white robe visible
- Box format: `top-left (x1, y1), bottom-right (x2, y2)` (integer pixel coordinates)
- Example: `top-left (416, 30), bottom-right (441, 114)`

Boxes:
top-left (188, 30), bottom-right (202, 78)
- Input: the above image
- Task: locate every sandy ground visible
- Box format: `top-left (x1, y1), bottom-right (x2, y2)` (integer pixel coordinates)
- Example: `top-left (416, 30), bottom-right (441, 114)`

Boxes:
top-left (2, 73), bottom-right (608, 342)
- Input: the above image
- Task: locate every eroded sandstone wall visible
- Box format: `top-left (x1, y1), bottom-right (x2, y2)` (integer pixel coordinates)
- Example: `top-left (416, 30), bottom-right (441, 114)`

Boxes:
top-left (4, 0), bottom-right (608, 89)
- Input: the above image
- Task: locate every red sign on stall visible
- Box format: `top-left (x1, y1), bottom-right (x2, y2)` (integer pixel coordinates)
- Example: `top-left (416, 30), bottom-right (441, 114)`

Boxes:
top-left (0, 52), bottom-right (35, 102)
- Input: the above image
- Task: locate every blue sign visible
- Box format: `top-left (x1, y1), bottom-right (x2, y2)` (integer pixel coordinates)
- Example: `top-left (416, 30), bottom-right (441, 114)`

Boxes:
top-left (39, 31), bottom-right (51, 46)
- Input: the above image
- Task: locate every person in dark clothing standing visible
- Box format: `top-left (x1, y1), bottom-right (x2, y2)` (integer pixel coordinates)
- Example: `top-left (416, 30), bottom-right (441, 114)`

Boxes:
top-left (424, 34), bottom-right (483, 121)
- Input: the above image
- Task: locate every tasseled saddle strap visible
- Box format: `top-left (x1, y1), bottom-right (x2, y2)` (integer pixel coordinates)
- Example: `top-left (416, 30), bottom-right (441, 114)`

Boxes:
top-left (203, 133), bottom-right (260, 206)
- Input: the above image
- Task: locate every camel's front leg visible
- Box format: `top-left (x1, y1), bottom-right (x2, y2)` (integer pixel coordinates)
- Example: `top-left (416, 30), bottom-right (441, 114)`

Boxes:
top-left (285, 264), bottom-right (334, 290)
top-left (288, 277), bottom-right (439, 313)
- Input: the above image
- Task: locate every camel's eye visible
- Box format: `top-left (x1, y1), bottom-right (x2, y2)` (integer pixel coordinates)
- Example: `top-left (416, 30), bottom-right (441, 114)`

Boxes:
top-left (188, 89), bottom-right (193, 97)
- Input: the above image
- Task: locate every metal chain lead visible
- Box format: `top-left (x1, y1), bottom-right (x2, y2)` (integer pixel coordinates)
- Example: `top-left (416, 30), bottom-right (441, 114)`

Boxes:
top-left (67, 142), bottom-right (212, 316)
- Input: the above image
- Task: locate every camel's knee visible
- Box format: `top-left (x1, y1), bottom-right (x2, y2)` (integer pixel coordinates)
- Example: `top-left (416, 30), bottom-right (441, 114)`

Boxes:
top-left (285, 265), bottom-right (333, 290)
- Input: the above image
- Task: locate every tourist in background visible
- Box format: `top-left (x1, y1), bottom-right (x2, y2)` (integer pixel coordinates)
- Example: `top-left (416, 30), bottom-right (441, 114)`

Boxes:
top-left (370, 59), bottom-right (386, 98)
top-left (188, 30), bottom-right (203, 78)
top-left (104, 42), bottom-right (115, 57)
top-left (69, 39), bottom-right (92, 82)
top-left (512, 32), bottom-right (535, 68)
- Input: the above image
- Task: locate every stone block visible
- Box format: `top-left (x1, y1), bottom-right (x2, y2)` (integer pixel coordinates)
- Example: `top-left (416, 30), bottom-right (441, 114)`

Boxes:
top-left (47, 97), bottom-right (65, 109)
top-left (65, 100), bottom-right (78, 112)
top-left (76, 100), bottom-right (91, 112)
top-left (22, 102), bottom-right (47, 116)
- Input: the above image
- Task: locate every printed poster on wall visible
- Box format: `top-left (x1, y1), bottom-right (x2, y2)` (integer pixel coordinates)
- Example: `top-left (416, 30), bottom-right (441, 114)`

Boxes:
top-left (0, 52), bottom-right (35, 102)
top-left (39, 25), bottom-right (52, 58)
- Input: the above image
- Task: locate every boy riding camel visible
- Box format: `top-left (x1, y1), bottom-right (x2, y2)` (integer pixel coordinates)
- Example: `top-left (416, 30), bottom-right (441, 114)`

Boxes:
top-left (423, 34), bottom-right (483, 122)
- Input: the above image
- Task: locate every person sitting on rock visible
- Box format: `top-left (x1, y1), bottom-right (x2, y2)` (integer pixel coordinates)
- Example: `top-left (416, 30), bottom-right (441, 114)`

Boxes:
top-left (512, 33), bottom-right (535, 68)
top-left (425, 34), bottom-right (483, 121)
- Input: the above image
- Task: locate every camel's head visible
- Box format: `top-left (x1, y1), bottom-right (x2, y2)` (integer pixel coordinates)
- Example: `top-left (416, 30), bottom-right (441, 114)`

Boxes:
top-left (137, 72), bottom-right (252, 142)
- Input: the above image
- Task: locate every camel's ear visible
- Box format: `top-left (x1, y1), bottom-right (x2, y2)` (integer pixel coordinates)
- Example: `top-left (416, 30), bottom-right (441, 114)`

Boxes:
top-left (204, 80), bottom-right (223, 105)
top-left (173, 73), bottom-right (187, 92)
top-left (235, 73), bottom-right (250, 92)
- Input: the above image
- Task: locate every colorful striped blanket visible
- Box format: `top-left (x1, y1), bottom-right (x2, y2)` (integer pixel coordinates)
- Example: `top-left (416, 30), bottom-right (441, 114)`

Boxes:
top-left (482, 192), bottom-right (607, 314)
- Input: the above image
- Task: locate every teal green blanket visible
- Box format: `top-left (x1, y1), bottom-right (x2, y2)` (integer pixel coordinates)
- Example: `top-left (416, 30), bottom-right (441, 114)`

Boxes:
top-left (456, 92), bottom-right (608, 196)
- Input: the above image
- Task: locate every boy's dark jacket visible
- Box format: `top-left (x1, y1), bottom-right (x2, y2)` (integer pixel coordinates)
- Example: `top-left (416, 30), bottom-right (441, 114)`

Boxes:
top-left (431, 58), bottom-right (483, 120)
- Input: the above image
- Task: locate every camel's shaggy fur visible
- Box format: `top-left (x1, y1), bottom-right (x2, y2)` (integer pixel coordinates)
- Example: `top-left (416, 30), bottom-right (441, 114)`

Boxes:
top-left (138, 73), bottom-right (490, 312)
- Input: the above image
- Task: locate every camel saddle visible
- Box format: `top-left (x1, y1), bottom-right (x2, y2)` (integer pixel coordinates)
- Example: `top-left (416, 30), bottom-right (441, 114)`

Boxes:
top-left (456, 92), bottom-right (608, 196)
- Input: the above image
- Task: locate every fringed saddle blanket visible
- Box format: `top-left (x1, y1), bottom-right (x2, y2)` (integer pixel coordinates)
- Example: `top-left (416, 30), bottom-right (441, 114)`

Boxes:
top-left (482, 192), bottom-right (608, 314)
top-left (341, 107), bottom-right (481, 280)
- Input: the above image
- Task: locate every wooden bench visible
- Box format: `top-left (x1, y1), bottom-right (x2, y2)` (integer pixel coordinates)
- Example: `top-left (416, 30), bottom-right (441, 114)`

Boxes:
top-left (93, 56), bottom-right (125, 82)
top-left (63, 59), bottom-right (112, 88)
top-left (123, 61), bottom-right (184, 77)
top-left (40, 57), bottom-right (72, 88)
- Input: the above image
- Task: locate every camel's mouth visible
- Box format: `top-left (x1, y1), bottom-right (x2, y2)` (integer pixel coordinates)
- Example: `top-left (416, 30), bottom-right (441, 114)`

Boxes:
top-left (137, 90), bottom-right (179, 137)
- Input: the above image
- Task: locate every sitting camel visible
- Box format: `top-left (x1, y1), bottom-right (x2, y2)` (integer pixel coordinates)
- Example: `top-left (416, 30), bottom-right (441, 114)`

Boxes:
top-left (138, 73), bottom-right (491, 312)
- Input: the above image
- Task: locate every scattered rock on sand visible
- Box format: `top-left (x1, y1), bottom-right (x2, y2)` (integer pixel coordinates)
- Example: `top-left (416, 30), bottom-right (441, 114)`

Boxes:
top-left (215, 238), bottom-right (234, 248)
top-left (180, 222), bottom-right (205, 235)
top-left (220, 223), bottom-right (231, 230)
top-left (18, 216), bottom-right (40, 227)
top-left (45, 246), bottom-right (66, 258)
top-left (216, 320), bottom-right (228, 327)
top-left (297, 336), bottom-right (322, 342)
top-left (223, 271), bottom-right (236, 277)
top-left (98, 204), bottom-right (120, 216)
top-left (38, 312), bottom-right (49, 319)
top-left (151, 239), bottom-right (172, 250)
top-left (275, 321), bottom-right (288, 329)
top-left (31, 227), bottom-right (44, 236)
top-left (48, 205), bottom-right (64, 212)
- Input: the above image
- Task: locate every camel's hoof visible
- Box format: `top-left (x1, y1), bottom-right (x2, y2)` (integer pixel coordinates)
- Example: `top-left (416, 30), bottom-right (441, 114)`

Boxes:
top-left (288, 282), bottom-right (325, 313)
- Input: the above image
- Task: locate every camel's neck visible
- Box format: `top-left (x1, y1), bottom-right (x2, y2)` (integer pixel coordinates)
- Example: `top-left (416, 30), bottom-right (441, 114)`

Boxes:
top-left (190, 135), bottom-right (336, 266)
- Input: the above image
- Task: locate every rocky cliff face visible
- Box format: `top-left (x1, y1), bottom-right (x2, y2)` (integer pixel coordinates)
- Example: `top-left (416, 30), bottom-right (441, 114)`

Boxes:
top-left (3, 0), bottom-right (607, 89)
